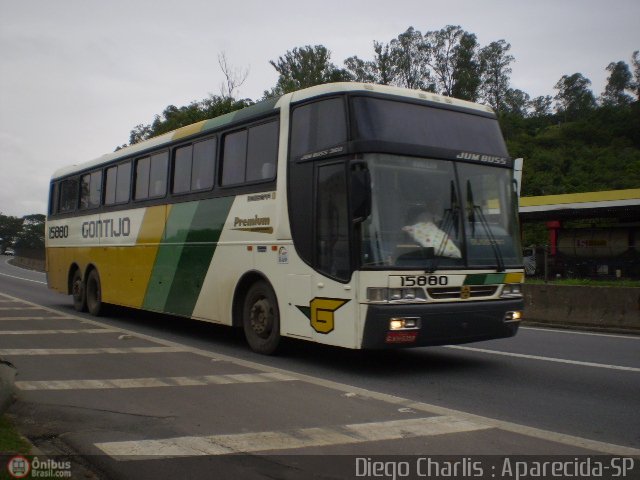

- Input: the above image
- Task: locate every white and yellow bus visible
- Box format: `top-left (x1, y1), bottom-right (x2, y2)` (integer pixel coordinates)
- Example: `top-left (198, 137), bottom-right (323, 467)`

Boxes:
top-left (46, 83), bottom-right (524, 354)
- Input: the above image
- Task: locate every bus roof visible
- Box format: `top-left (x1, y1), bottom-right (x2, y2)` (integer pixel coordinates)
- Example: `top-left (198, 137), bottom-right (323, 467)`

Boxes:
top-left (51, 82), bottom-right (496, 180)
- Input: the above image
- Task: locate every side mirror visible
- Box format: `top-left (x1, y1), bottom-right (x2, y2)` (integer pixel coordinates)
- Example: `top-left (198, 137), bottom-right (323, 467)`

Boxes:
top-left (350, 161), bottom-right (372, 224)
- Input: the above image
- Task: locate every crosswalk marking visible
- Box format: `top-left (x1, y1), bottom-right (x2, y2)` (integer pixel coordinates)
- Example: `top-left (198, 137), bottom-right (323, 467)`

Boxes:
top-left (0, 328), bottom-right (118, 335)
top-left (0, 346), bottom-right (188, 356)
top-left (16, 372), bottom-right (297, 391)
top-left (95, 416), bottom-right (491, 459)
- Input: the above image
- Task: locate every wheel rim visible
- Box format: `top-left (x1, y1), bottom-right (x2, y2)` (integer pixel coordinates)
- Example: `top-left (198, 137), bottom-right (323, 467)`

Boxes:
top-left (250, 297), bottom-right (273, 339)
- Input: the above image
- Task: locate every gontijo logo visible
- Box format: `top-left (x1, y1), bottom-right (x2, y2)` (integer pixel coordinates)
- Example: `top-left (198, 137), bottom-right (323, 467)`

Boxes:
top-left (296, 297), bottom-right (350, 334)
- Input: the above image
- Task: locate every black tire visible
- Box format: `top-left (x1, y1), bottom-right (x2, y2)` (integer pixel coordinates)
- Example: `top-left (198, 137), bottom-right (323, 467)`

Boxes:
top-left (242, 281), bottom-right (281, 355)
top-left (86, 269), bottom-right (103, 316)
top-left (71, 268), bottom-right (86, 312)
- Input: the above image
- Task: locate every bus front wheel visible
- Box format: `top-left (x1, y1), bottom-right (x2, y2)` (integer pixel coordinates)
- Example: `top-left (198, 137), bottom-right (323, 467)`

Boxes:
top-left (242, 281), bottom-right (281, 355)
top-left (71, 268), bottom-right (86, 312)
top-left (86, 269), bottom-right (103, 316)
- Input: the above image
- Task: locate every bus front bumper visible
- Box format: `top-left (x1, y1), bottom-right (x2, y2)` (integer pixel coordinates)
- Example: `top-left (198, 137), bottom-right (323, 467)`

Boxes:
top-left (361, 298), bottom-right (524, 349)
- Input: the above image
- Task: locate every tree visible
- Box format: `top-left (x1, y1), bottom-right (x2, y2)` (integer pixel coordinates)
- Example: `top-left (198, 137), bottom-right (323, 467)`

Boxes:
top-left (601, 60), bottom-right (633, 106)
top-left (129, 123), bottom-right (153, 145)
top-left (267, 45), bottom-right (351, 97)
top-left (14, 214), bottom-right (45, 253)
top-left (529, 95), bottom-right (553, 118)
top-left (389, 27), bottom-right (433, 91)
top-left (218, 52), bottom-right (249, 99)
top-left (630, 51), bottom-right (640, 100)
top-left (451, 31), bottom-right (481, 101)
top-left (478, 40), bottom-right (514, 112)
top-left (128, 95), bottom-right (252, 145)
top-left (0, 214), bottom-right (22, 254)
top-left (554, 73), bottom-right (596, 121)
top-left (503, 88), bottom-right (530, 116)
top-left (343, 55), bottom-right (377, 83)
top-left (424, 25), bottom-right (480, 100)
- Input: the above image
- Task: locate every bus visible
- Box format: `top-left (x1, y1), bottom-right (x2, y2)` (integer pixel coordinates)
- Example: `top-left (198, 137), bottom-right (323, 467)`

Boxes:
top-left (46, 82), bottom-right (524, 354)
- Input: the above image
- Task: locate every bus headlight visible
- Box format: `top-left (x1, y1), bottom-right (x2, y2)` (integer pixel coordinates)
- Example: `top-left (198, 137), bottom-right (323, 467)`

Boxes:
top-left (504, 310), bottom-right (523, 322)
top-left (367, 288), bottom-right (388, 302)
top-left (389, 317), bottom-right (421, 330)
top-left (367, 288), bottom-right (426, 302)
top-left (501, 284), bottom-right (523, 298)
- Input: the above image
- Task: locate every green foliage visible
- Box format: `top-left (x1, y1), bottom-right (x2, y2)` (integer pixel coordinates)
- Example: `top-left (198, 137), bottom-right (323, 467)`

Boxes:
top-left (128, 95), bottom-right (253, 146)
top-left (14, 214), bottom-right (45, 252)
top-left (601, 60), bottom-right (634, 106)
top-left (504, 102), bottom-right (640, 197)
top-left (478, 40), bottom-right (515, 113)
top-left (0, 213), bottom-right (22, 253)
top-left (0, 415), bottom-right (31, 454)
top-left (554, 73), bottom-right (596, 121)
top-left (0, 213), bottom-right (45, 255)
top-left (266, 45), bottom-right (351, 97)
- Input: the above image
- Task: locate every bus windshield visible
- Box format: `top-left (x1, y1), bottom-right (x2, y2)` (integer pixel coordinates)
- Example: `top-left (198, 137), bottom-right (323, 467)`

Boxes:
top-left (361, 154), bottom-right (522, 270)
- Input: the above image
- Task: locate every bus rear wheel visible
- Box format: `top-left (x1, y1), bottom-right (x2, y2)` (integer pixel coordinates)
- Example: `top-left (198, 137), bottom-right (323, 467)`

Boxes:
top-left (71, 268), bottom-right (86, 312)
top-left (86, 269), bottom-right (103, 316)
top-left (242, 281), bottom-right (281, 355)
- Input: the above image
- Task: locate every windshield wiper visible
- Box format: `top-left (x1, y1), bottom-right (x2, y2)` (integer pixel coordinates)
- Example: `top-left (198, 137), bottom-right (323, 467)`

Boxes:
top-left (466, 180), bottom-right (505, 272)
top-left (426, 181), bottom-right (459, 273)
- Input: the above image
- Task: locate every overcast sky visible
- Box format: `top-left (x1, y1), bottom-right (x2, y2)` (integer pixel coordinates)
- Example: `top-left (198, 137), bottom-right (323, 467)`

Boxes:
top-left (1, 0), bottom-right (638, 218)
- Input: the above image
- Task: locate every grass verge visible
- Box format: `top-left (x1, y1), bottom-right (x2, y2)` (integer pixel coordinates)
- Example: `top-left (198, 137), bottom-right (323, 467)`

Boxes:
top-left (0, 414), bottom-right (30, 455)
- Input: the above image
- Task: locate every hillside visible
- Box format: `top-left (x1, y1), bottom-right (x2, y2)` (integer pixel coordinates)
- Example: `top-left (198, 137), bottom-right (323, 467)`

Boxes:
top-left (501, 103), bottom-right (640, 197)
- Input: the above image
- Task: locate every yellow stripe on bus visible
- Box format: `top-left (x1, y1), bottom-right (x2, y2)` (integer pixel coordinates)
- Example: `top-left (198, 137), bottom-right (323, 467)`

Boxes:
top-left (102, 205), bottom-right (169, 307)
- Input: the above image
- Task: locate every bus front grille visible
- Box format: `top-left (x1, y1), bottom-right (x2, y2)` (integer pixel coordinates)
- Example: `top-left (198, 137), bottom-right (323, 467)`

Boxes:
top-left (427, 286), bottom-right (499, 300)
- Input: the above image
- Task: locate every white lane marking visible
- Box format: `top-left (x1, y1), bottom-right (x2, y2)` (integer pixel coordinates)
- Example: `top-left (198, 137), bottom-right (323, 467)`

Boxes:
top-left (0, 316), bottom-right (77, 321)
top-left (521, 326), bottom-right (640, 340)
top-left (445, 345), bottom-right (640, 372)
top-left (16, 372), bottom-right (297, 391)
top-left (0, 271), bottom-right (46, 285)
top-left (2, 293), bottom-right (638, 456)
top-left (0, 306), bottom-right (45, 311)
top-left (0, 328), bottom-right (118, 335)
top-left (0, 347), bottom-right (188, 356)
top-left (95, 416), bottom-right (490, 459)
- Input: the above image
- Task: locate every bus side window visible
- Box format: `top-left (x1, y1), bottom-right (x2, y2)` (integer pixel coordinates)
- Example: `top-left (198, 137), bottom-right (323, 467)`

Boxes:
top-left (173, 145), bottom-right (192, 194)
top-left (221, 119), bottom-right (278, 186)
top-left (149, 152), bottom-right (168, 198)
top-left (221, 130), bottom-right (247, 185)
top-left (59, 177), bottom-right (79, 213)
top-left (79, 171), bottom-right (102, 210)
top-left (135, 157), bottom-right (150, 200)
top-left (105, 162), bottom-right (132, 205)
top-left (290, 98), bottom-right (346, 160)
top-left (49, 182), bottom-right (60, 215)
top-left (192, 137), bottom-right (215, 191)
top-left (316, 163), bottom-right (350, 280)
top-left (135, 152), bottom-right (167, 200)
top-left (247, 120), bottom-right (278, 182)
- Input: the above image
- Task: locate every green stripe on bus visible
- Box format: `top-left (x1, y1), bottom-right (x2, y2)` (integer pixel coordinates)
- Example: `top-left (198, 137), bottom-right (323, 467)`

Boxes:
top-left (163, 196), bottom-right (235, 316)
top-left (464, 273), bottom-right (505, 285)
top-left (143, 202), bottom-right (199, 312)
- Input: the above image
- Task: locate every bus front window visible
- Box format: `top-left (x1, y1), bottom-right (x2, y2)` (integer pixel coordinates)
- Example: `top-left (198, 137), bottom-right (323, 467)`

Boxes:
top-left (361, 154), bottom-right (464, 269)
top-left (360, 154), bottom-right (521, 270)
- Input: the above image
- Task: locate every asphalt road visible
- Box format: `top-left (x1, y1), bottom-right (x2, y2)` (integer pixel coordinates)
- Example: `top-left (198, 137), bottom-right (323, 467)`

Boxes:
top-left (1, 256), bottom-right (639, 479)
